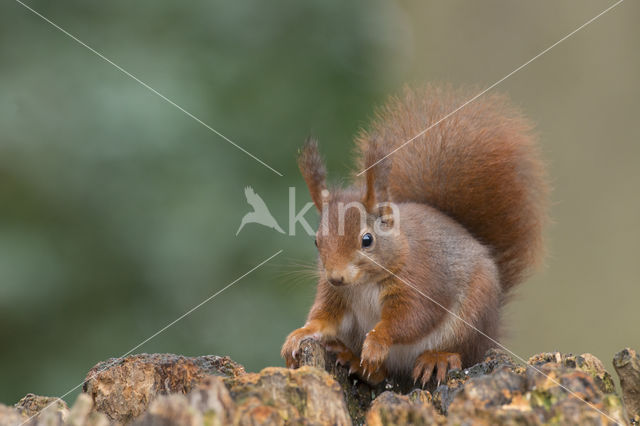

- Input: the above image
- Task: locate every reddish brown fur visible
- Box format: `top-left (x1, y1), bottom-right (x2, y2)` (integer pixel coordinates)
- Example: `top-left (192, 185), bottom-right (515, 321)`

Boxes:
top-left (281, 85), bottom-right (548, 384)
top-left (298, 138), bottom-right (327, 211)
top-left (355, 85), bottom-right (548, 290)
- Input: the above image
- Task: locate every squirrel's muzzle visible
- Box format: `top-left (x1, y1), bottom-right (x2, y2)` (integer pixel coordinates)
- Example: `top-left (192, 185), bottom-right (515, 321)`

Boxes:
top-left (326, 264), bottom-right (360, 286)
top-left (328, 276), bottom-right (345, 286)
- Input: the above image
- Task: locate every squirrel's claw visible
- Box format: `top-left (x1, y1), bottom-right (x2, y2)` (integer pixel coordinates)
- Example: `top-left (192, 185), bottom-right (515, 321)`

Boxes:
top-left (359, 329), bottom-right (390, 384)
top-left (281, 325), bottom-right (325, 369)
top-left (413, 351), bottom-right (461, 387)
top-left (326, 339), bottom-right (387, 385)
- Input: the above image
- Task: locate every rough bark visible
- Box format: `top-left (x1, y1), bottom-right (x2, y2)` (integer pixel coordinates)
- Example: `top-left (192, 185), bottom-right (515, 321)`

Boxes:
top-left (224, 366), bottom-right (350, 425)
top-left (1, 345), bottom-right (636, 425)
top-left (365, 391), bottom-right (444, 425)
top-left (614, 348), bottom-right (640, 423)
top-left (82, 353), bottom-right (244, 423)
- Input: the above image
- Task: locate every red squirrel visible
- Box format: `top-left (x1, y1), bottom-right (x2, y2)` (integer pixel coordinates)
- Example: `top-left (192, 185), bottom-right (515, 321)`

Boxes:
top-left (281, 85), bottom-right (548, 385)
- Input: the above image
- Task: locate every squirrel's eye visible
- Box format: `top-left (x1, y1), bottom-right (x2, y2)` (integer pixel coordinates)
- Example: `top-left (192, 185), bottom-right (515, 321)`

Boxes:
top-left (361, 233), bottom-right (373, 248)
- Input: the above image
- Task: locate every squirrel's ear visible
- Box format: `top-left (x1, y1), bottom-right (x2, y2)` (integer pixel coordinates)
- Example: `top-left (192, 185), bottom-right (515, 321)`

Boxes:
top-left (378, 202), bottom-right (394, 227)
top-left (298, 138), bottom-right (329, 211)
top-left (362, 139), bottom-right (390, 214)
top-left (362, 162), bottom-right (377, 213)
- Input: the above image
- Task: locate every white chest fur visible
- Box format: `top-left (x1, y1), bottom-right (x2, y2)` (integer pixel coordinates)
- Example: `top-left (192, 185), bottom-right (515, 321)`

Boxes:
top-left (337, 284), bottom-right (382, 350)
top-left (337, 283), bottom-right (466, 374)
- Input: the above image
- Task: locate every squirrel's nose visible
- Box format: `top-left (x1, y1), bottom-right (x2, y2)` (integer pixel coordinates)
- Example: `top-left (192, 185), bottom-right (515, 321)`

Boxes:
top-left (327, 272), bottom-right (345, 286)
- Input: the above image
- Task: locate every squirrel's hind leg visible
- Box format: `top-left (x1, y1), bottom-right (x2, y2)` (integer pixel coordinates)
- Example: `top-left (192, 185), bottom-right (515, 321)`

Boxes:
top-left (325, 340), bottom-right (387, 385)
top-left (413, 351), bottom-right (462, 386)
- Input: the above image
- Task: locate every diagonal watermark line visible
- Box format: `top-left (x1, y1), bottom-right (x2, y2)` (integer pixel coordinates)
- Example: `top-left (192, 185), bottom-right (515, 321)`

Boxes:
top-left (14, 0), bottom-right (284, 177)
top-left (20, 249), bottom-right (283, 426)
top-left (359, 252), bottom-right (620, 425)
top-left (358, 0), bottom-right (624, 176)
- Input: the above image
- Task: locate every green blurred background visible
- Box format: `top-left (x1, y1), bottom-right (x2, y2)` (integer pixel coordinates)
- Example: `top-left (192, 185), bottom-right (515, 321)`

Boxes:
top-left (1, 0), bottom-right (638, 404)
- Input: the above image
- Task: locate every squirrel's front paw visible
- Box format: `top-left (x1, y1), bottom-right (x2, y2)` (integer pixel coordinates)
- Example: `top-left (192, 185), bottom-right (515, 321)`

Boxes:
top-left (326, 340), bottom-right (386, 385)
top-left (281, 325), bottom-right (323, 368)
top-left (360, 328), bottom-right (391, 381)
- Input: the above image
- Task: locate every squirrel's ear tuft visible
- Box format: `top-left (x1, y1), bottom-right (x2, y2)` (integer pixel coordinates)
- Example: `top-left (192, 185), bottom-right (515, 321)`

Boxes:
top-left (362, 138), bottom-right (390, 214)
top-left (298, 138), bottom-right (328, 211)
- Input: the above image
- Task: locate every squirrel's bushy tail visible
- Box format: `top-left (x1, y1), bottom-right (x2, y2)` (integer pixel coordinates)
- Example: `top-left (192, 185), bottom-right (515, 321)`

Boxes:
top-left (355, 85), bottom-right (548, 292)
